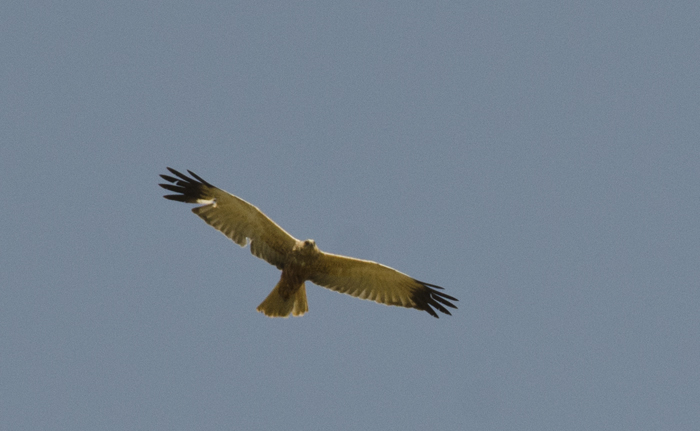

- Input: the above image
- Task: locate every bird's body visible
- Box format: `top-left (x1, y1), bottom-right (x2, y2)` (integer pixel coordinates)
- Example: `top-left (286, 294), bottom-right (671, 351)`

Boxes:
top-left (159, 168), bottom-right (457, 318)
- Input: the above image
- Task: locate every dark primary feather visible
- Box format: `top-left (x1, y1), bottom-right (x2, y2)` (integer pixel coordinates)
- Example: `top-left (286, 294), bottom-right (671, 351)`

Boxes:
top-left (409, 281), bottom-right (458, 318)
top-left (159, 167), bottom-right (212, 202)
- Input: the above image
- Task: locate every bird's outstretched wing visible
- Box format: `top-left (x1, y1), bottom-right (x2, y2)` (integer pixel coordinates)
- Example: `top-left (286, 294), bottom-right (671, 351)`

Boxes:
top-left (308, 252), bottom-right (458, 318)
top-left (159, 167), bottom-right (298, 269)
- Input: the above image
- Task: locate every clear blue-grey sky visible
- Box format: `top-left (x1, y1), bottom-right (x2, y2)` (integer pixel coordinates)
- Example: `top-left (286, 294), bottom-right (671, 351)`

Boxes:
top-left (2, 1), bottom-right (699, 430)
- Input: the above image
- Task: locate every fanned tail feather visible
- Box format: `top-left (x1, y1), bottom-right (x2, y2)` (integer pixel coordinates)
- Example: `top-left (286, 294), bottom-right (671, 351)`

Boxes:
top-left (257, 282), bottom-right (308, 318)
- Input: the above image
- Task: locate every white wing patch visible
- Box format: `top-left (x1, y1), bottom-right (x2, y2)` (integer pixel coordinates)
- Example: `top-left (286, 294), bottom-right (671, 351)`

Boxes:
top-left (196, 198), bottom-right (217, 206)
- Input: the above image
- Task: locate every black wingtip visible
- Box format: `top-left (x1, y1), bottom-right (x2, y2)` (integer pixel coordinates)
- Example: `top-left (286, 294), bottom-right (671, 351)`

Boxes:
top-left (159, 168), bottom-right (214, 203)
top-left (162, 194), bottom-right (188, 202)
top-left (187, 170), bottom-right (214, 187)
top-left (410, 280), bottom-right (458, 318)
top-left (166, 167), bottom-right (193, 183)
top-left (160, 174), bottom-right (179, 183)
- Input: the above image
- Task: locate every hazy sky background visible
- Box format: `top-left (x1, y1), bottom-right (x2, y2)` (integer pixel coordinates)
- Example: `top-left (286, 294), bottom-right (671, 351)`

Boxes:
top-left (2, 1), bottom-right (699, 430)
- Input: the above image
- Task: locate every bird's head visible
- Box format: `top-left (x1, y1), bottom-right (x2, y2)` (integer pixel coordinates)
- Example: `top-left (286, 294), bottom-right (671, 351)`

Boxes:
top-left (299, 239), bottom-right (319, 254)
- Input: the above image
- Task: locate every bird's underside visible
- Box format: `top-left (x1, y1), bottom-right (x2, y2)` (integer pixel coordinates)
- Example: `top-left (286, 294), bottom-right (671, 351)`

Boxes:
top-left (159, 167), bottom-right (458, 318)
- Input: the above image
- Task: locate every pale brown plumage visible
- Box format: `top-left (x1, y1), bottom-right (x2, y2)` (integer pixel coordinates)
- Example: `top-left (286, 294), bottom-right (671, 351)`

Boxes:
top-left (159, 168), bottom-right (457, 318)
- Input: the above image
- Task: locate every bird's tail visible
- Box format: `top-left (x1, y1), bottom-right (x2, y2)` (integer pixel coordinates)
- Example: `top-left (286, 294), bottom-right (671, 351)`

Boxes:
top-left (257, 281), bottom-right (308, 318)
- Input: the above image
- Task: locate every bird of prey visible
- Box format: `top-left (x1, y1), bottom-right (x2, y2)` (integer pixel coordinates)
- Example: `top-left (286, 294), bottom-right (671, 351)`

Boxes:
top-left (159, 168), bottom-right (457, 318)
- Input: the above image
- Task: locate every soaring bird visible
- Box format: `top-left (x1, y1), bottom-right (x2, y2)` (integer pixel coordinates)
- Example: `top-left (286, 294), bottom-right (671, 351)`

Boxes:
top-left (159, 168), bottom-right (457, 318)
